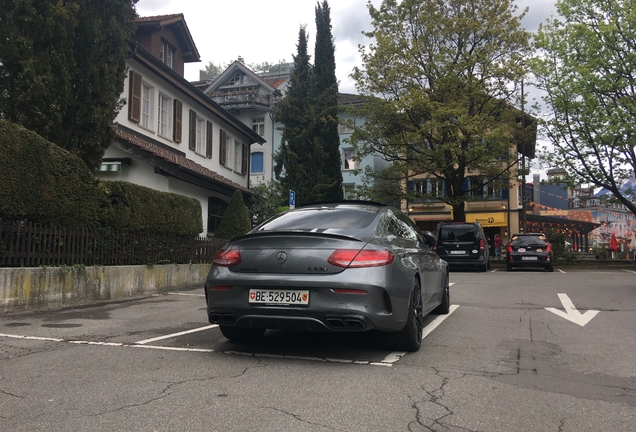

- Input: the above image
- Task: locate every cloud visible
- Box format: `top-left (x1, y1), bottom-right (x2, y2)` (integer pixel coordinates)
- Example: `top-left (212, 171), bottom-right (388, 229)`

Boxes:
top-left (516, 0), bottom-right (558, 32)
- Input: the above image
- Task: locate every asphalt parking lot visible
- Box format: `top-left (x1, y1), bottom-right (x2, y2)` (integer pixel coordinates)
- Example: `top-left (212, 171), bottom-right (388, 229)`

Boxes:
top-left (1, 269), bottom-right (635, 432)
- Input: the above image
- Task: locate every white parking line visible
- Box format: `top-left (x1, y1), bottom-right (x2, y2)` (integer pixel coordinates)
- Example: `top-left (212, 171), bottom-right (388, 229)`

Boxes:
top-left (623, 269), bottom-right (636, 274)
top-left (134, 324), bottom-right (218, 345)
top-left (2, 304), bottom-right (461, 366)
top-left (0, 333), bottom-right (215, 353)
top-left (0, 333), bottom-right (64, 342)
top-left (558, 269), bottom-right (566, 273)
top-left (380, 304), bottom-right (460, 364)
top-left (167, 292), bottom-right (205, 297)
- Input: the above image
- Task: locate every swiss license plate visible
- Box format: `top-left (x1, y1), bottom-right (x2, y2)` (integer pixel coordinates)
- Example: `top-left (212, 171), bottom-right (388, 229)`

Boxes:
top-left (522, 256), bottom-right (538, 261)
top-left (449, 250), bottom-right (466, 255)
top-left (249, 289), bottom-right (309, 305)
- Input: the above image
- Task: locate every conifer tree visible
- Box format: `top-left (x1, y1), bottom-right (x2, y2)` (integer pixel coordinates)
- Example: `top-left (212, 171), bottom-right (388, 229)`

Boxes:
top-left (310, 0), bottom-right (343, 201)
top-left (274, 2), bottom-right (343, 205)
top-left (274, 26), bottom-right (316, 203)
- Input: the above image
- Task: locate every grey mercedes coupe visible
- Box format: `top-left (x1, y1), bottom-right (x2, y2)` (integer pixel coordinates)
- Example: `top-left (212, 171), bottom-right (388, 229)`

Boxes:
top-left (204, 201), bottom-right (449, 352)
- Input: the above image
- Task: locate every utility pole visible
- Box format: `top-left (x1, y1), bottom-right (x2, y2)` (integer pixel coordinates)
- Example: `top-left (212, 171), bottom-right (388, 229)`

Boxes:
top-left (521, 80), bottom-right (527, 232)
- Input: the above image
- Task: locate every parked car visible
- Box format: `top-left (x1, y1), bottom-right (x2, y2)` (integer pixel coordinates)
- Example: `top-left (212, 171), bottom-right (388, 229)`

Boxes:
top-left (506, 233), bottom-right (554, 272)
top-left (204, 201), bottom-right (450, 352)
top-left (434, 222), bottom-right (490, 272)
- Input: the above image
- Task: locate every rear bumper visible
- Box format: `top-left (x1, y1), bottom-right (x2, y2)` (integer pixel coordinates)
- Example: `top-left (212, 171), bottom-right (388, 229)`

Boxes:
top-left (507, 255), bottom-right (552, 267)
top-left (204, 267), bottom-right (412, 332)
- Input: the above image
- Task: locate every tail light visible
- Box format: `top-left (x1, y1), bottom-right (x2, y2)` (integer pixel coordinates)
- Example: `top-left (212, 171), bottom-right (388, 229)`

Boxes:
top-left (328, 249), bottom-right (395, 268)
top-left (479, 239), bottom-right (485, 250)
top-left (545, 243), bottom-right (552, 253)
top-left (213, 249), bottom-right (242, 267)
top-left (507, 243), bottom-right (513, 253)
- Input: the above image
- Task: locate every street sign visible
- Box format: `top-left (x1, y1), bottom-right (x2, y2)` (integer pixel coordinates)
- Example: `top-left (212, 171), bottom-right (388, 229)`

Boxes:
top-left (289, 190), bottom-right (296, 209)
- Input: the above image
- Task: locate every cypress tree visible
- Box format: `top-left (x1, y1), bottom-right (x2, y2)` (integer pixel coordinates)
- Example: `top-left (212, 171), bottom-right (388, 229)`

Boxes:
top-left (274, 26), bottom-right (317, 204)
top-left (310, 0), bottom-right (343, 201)
top-left (274, 2), bottom-right (343, 205)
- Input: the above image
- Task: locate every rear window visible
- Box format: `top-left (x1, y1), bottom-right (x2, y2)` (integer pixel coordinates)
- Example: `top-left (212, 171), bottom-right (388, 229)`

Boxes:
top-left (257, 207), bottom-right (377, 231)
top-left (511, 235), bottom-right (548, 246)
top-left (439, 225), bottom-right (478, 242)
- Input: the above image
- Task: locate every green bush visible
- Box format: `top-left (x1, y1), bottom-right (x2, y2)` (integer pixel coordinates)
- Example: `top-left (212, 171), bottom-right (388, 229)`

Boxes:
top-left (544, 229), bottom-right (568, 260)
top-left (1, 120), bottom-right (202, 235)
top-left (98, 181), bottom-right (202, 235)
top-left (0, 120), bottom-right (100, 226)
top-left (214, 190), bottom-right (251, 240)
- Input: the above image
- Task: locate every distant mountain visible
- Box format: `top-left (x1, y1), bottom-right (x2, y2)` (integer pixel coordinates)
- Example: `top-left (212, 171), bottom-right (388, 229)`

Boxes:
top-left (594, 172), bottom-right (636, 198)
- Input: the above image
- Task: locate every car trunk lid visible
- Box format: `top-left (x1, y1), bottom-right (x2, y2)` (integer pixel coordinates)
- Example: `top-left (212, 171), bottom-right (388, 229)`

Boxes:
top-left (226, 233), bottom-right (367, 275)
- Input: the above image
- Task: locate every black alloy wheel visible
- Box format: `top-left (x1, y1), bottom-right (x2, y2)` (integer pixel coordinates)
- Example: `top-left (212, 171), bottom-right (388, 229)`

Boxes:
top-left (391, 280), bottom-right (424, 352)
top-left (433, 272), bottom-right (450, 315)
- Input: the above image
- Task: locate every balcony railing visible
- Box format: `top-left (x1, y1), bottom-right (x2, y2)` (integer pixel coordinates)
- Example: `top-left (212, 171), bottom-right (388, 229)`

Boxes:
top-left (209, 92), bottom-right (272, 110)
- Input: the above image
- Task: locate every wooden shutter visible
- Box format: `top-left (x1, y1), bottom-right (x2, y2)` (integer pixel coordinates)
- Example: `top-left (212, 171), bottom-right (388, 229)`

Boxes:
top-left (128, 71), bottom-right (142, 123)
top-left (173, 99), bottom-right (182, 143)
top-left (189, 110), bottom-right (196, 151)
top-left (206, 121), bottom-right (213, 158)
top-left (241, 143), bottom-right (249, 175)
top-left (219, 129), bottom-right (227, 165)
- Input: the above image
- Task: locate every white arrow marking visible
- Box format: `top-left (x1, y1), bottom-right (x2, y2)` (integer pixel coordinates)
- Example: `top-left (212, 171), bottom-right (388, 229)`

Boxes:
top-left (545, 293), bottom-right (599, 327)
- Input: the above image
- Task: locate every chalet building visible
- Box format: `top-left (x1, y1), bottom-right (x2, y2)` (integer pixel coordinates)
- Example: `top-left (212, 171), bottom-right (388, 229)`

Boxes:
top-left (197, 60), bottom-right (291, 187)
top-left (95, 15), bottom-right (264, 236)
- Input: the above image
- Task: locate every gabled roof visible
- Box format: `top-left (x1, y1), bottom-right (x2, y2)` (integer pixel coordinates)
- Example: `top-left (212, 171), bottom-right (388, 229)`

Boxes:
top-left (134, 14), bottom-right (200, 62)
top-left (128, 40), bottom-right (265, 145)
top-left (203, 61), bottom-right (280, 95)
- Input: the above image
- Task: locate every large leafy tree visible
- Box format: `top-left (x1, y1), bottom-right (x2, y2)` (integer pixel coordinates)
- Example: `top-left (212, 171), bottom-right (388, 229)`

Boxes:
top-left (349, 0), bottom-right (533, 220)
top-left (532, 0), bottom-right (636, 214)
top-left (0, 0), bottom-right (137, 169)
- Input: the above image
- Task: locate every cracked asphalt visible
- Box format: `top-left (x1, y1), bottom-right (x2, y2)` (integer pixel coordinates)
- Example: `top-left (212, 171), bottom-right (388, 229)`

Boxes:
top-left (1, 269), bottom-right (635, 431)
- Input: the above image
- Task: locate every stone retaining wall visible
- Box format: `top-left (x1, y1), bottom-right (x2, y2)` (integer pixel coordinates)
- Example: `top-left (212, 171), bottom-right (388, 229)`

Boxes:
top-left (0, 264), bottom-right (211, 312)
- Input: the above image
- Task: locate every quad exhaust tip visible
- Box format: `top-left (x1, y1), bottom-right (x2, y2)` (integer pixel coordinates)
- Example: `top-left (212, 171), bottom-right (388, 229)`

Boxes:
top-left (326, 318), bottom-right (366, 330)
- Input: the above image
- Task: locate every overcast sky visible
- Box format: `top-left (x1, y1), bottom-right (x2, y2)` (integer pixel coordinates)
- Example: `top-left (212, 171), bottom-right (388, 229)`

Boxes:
top-left (135, 0), bottom-right (558, 93)
top-left (136, 0), bottom-right (559, 177)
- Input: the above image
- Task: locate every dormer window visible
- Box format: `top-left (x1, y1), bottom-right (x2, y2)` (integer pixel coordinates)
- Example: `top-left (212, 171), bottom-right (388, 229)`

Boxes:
top-left (160, 40), bottom-right (174, 69)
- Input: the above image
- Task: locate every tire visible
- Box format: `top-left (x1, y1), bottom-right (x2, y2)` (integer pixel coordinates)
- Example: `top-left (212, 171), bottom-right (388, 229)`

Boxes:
top-left (433, 273), bottom-right (450, 315)
top-left (219, 325), bottom-right (265, 343)
top-left (507, 264), bottom-right (513, 272)
top-left (391, 280), bottom-right (424, 352)
top-left (547, 265), bottom-right (554, 272)
top-left (480, 263), bottom-right (488, 272)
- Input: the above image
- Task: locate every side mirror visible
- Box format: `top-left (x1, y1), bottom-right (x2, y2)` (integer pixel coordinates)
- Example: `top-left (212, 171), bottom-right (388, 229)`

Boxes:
top-left (423, 231), bottom-right (437, 248)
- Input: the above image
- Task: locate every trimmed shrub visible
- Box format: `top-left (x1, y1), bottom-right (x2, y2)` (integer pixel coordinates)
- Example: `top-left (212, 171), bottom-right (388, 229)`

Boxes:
top-left (0, 120), bottom-right (100, 226)
top-left (1, 120), bottom-right (202, 235)
top-left (214, 190), bottom-right (251, 240)
top-left (98, 181), bottom-right (202, 236)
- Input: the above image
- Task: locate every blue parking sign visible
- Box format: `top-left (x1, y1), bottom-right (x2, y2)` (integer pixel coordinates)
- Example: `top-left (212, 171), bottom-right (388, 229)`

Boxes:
top-left (289, 190), bottom-right (296, 209)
